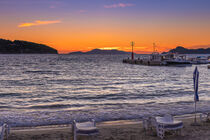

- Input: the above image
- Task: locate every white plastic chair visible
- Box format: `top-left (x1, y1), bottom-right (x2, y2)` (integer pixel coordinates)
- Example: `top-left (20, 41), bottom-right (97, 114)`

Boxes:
top-left (0, 123), bottom-right (10, 140)
top-left (200, 113), bottom-right (210, 122)
top-left (154, 114), bottom-right (183, 139)
top-left (72, 119), bottom-right (99, 140)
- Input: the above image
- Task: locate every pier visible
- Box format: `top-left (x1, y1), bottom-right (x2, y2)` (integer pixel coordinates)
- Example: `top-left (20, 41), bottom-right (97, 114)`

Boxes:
top-left (123, 42), bottom-right (167, 66)
top-left (121, 42), bottom-right (208, 66)
top-left (123, 58), bottom-right (166, 66)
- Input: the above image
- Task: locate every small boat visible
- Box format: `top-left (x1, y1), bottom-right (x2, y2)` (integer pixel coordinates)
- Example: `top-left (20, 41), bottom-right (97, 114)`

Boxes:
top-left (162, 53), bottom-right (192, 66)
top-left (189, 56), bottom-right (209, 64)
top-left (165, 59), bottom-right (192, 66)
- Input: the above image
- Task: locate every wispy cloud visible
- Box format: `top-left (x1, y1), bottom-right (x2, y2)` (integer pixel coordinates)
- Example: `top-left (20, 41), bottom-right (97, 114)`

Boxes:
top-left (18, 20), bottom-right (61, 28)
top-left (78, 10), bottom-right (87, 14)
top-left (104, 3), bottom-right (135, 9)
top-left (98, 47), bottom-right (119, 50)
top-left (50, 5), bottom-right (56, 9)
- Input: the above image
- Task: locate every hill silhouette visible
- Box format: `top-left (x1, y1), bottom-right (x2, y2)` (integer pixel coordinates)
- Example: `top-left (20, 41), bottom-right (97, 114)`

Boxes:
top-left (0, 38), bottom-right (58, 54)
top-left (163, 46), bottom-right (210, 54)
top-left (69, 49), bottom-right (131, 55)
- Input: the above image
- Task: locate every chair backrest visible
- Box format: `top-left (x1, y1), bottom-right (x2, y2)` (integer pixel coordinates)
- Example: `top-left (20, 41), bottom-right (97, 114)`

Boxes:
top-left (74, 119), bottom-right (96, 129)
top-left (76, 121), bottom-right (94, 128)
top-left (164, 114), bottom-right (173, 122)
top-left (150, 116), bottom-right (157, 126)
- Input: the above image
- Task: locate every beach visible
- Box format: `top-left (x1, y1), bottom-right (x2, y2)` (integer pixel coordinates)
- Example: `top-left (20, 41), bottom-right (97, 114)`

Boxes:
top-left (0, 55), bottom-right (209, 140)
top-left (7, 114), bottom-right (210, 140)
top-left (0, 55), bottom-right (209, 127)
top-left (1, 0), bottom-right (210, 139)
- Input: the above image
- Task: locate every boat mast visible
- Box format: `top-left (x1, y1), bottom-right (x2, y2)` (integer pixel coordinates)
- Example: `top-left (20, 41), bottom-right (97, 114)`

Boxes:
top-left (153, 43), bottom-right (156, 53)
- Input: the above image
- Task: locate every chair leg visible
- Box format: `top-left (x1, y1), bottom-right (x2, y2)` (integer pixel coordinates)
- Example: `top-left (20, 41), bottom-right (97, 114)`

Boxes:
top-left (6, 127), bottom-right (9, 140)
top-left (156, 125), bottom-right (165, 139)
top-left (73, 133), bottom-right (76, 140)
top-left (72, 128), bottom-right (76, 140)
top-left (89, 134), bottom-right (98, 140)
top-left (5, 129), bottom-right (8, 140)
top-left (1, 129), bottom-right (5, 140)
top-left (96, 134), bottom-right (100, 140)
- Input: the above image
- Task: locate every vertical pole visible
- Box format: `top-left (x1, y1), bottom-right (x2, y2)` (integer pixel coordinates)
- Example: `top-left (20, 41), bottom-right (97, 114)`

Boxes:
top-left (131, 42), bottom-right (134, 60)
top-left (153, 43), bottom-right (155, 52)
top-left (194, 101), bottom-right (197, 123)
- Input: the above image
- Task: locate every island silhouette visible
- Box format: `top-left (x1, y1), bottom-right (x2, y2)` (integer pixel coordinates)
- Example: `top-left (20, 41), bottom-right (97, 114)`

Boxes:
top-left (0, 38), bottom-right (57, 54)
top-left (69, 47), bottom-right (210, 55)
top-left (163, 46), bottom-right (210, 54)
top-left (1, 38), bottom-right (209, 55)
top-left (69, 49), bottom-right (132, 55)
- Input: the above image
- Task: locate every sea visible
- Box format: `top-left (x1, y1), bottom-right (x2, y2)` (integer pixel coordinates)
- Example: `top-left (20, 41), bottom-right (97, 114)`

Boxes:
top-left (0, 54), bottom-right (209, 127)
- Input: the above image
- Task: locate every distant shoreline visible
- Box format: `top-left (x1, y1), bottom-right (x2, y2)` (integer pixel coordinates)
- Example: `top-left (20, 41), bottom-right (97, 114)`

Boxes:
top-left (68, 47), bottom-right (210, 55)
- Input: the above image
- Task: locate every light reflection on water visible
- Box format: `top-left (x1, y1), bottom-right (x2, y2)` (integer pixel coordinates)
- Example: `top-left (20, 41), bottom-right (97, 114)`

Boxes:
top-left (0, 54), bottom-right (209, 126)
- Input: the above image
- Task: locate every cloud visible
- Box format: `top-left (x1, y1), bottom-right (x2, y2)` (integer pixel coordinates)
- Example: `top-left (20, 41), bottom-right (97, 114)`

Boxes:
top-left (50, 5), bottom-right (56, 9)
top-left (104, 3), bottom-right (135, 8)
top-left (98, 47), bottom-right (119, 50)
top-left (18, 20), bottom-right (61, 28)
top-left (78, 10), bottom-right (87, 14)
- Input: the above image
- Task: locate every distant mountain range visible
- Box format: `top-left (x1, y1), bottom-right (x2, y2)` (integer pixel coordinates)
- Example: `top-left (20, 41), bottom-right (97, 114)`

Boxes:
top-left (163, 46), bottom-right (210, 54)
top-left (69, 49), bottom-right (132, 55)
top-left (70, 46), bottom-right (210, 55)
top-left (0, 38), bottom-right (58, 54)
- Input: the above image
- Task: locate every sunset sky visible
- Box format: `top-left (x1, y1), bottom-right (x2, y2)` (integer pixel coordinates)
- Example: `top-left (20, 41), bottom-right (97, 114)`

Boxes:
top-left (0, 0), bottom-right (210, 54)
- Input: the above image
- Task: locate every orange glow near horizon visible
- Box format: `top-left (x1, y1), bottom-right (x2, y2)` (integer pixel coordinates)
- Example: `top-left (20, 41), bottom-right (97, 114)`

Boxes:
top-left (1, 13), bottom-right (210, 54)
top-left (98, 47), bottom-right (119, 50)
top-left (1, 0), bottom-right (210, 54)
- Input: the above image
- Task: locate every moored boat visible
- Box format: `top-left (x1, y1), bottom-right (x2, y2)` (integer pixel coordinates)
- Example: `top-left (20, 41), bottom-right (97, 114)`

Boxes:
top-left (189, 56), bottom-right (209, 64)
top-left (162, 53), bottom-right (192, 66)
top-left (165, 60), bottom-right (192, 66)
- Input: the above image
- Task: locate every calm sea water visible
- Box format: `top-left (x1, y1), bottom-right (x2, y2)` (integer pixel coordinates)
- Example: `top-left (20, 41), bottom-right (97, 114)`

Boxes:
top-left (0, 54), bottom-right (209, 127)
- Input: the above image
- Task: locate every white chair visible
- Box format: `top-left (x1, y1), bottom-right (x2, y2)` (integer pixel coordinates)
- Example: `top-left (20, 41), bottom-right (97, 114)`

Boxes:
top-left (0, 123), bottom-right (10, 140)
top-left (200, 113), bottom-right (210, 122)
top-left (143, 117), bottom-right (149, 130)
top-left (143, 116), bottom-right (155, 131)
top-left (72, 119), bottom-right (99, 140)
top-left (154, 114), bottom-right (183, 139)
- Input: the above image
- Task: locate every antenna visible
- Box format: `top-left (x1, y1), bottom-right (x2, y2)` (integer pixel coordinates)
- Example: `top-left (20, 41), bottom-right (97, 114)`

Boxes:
top-left (153, 43), bottom-right (156, 52)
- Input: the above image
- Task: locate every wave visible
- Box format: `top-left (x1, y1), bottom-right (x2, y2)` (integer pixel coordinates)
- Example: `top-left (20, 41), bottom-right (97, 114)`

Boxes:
top-left (27, 104), bottom-right (84, 109)
top-left (0, 93), bottom-right (21, 97)
top-left (0, 105), bottom-right (12, 109)
top-left (24, 70), bottom-right (59, 74)
top-left (1, 100), bottom-right (210, 127)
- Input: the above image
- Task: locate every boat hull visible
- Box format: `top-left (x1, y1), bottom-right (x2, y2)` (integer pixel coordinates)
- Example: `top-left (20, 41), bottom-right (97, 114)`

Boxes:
top-left (165, 60), bottom-right (192, 66)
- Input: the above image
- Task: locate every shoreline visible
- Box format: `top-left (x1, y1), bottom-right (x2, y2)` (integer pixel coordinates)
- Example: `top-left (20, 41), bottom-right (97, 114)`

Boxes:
top-left (8, 113), bottom-right (210, 140)
top-left (9, 112), bottom-right (198, 129)
top-left (3, 105), bottom-right (210, 127)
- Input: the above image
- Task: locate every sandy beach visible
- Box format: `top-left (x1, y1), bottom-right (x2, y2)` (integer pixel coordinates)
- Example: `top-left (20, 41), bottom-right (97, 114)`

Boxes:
top-left (7, 114), bottom-right (210, 140)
